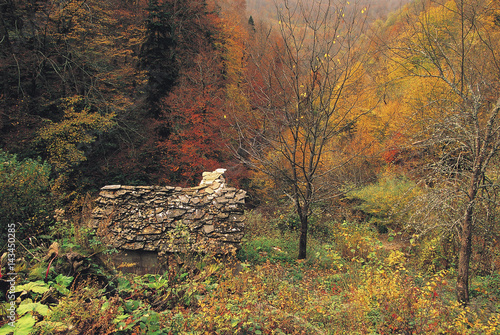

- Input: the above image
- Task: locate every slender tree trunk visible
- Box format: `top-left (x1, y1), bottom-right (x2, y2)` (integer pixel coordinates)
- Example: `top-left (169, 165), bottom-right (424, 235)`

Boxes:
top-left (457, 203), bottom-right (473, 305)
top-left (295, 179), bottom-right (308, 260)
top-left (457, 169), bottom-right (480, 305)
top-left (298, 208), bottom-right (308, 259)
top-left (298, 180), bottom-right (312, 259)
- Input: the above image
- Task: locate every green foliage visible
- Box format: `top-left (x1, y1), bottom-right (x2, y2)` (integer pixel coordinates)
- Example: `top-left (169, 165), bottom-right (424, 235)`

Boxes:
top-left (34, 282), bottom-right (114, 334)
top-left (140, 0), bottom-right (180, 101)
top-left (269, 206), bottom-right (329, 239)
top-left (166, 221), bottom-right (194, 252)
top-left (30, 254), bottom-right (228, 334)
top-left (0, 314), bottom-right (36, 335)
top-left (331, 221), bottom-right (382, 262)
top-left (0, 274), bottom-right (73, 334)
top-left (36, 96), bottom-right (115, 208)
top-left (16, 281), bottom-right (51, 295)
top-left (0, 150), bottom-right (54, 241)
top-left (346, 176), bottom-right (419, 231)
top-left (414, 234), bottom-right (456, 274)
top-left (5, 214), bottom-right (500, 335)
top-left (470, 272), bottom-right (500, 305)
top-left (16, 302), bottom-right (49, 317)
top-left (239, 235), bottom-right (296, 264)
top-left (50, 274), bottom-right (75, 296)
top-left (2, 193), bottom-right (499, 335)
top-left (272, 207), bottom-right (301, 233)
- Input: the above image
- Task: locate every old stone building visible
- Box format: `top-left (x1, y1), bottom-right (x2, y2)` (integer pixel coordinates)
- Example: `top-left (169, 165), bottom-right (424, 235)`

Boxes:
top-left (90, 169), bottom-right (246, 274)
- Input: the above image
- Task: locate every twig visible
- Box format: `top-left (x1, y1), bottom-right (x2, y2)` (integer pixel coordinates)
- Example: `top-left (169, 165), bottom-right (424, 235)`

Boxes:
top-left (16, 238), bottom-right (42, 262)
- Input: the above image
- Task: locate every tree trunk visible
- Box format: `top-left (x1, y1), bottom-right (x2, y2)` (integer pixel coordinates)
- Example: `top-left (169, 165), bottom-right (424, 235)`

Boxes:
top-left (297, 180), bottom-right (312, 259)
top-left (457, 204), bottom-right (473, 305)
top-left (457, 169), bottom-right (480, 305)
top-left (298, 209), bottom-right (308, 259)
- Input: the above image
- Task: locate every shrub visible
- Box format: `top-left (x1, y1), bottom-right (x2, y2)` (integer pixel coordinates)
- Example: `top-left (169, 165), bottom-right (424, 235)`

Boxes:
top-left (0, 150), bottom-right (55, 242)
top-left (346, 175), bottom-right (419, 231)
top-left (238, 235), bottom-right (296, 264)
top-left (341, 256), bottom-right (500, 334)
top-left (414, 234), bottom-right (456, 274)
top-left (331, 221), bottom-right (382, 262)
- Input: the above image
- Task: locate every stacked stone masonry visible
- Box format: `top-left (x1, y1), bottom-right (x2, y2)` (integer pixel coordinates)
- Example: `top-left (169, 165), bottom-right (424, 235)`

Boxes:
top-left (91, 169), bottom-right (247, 260)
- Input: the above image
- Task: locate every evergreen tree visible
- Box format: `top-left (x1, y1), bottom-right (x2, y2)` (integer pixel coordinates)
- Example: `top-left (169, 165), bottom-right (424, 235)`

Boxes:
top-left (140, 0), bottom-right (180, 114)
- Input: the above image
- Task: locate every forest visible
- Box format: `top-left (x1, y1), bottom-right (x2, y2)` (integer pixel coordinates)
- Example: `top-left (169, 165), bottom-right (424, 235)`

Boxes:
top-left (0, 0), bottom-right (499, 333)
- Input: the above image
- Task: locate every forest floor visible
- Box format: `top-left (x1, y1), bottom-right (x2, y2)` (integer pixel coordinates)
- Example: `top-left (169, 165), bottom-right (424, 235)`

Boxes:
top-left (1, 213), bottom-right (499, 334)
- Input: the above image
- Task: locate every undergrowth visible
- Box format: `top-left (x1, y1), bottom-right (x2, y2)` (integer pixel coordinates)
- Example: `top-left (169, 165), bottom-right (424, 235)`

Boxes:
top-left (1, 209), bottom-right (499, 334)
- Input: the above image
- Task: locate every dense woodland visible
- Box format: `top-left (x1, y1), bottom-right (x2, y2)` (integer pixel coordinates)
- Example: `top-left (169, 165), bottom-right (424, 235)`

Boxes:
top-left (1, 0), bottom-right (500, 333)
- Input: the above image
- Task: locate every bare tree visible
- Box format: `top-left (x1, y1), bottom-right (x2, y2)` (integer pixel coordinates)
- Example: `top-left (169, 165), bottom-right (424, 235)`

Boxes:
top-left (232, 0), bottom-right (370, 259)
top-left (383, 0), bottom-right (500, 304)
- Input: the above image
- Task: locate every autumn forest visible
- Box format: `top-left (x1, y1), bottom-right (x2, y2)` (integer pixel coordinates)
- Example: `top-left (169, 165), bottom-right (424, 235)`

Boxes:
top-left (1, 0), bottom-right (500, 333)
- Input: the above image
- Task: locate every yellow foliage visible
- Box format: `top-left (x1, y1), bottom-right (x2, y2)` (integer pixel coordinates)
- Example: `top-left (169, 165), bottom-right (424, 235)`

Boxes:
top-left (38, 96), bottom-right (115, 172)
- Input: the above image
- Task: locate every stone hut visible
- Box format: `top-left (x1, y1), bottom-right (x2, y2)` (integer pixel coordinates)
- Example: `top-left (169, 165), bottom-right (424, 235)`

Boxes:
top-left (90, 168), bottom-right (246, 274)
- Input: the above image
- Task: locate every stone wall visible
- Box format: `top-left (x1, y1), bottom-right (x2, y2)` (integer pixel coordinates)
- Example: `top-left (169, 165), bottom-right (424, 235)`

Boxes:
top-left (90, 169), bottom-right (246, 273)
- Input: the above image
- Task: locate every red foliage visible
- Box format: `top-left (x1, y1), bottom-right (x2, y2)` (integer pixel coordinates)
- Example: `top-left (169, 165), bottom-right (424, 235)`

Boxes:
top-left (381, 132), bottom-right (403, 164)
top-left (156, 48), bottom-right (235, 186)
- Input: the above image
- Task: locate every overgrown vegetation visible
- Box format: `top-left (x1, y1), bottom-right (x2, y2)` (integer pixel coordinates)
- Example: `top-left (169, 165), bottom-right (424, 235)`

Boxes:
top-left (1, 0), bottom-right (500, 332)
top-left (1, 206), bottom-right (499, 334)
top-left (0, 151), bottom-right (55, 242)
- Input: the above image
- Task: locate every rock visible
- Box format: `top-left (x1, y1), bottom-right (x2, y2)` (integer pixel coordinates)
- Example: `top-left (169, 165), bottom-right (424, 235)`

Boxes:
top-left (167, 209), bottom-right (186, 218)
top-left (91, 169), bottom-right (247, 273)
top-left (102, 185), bottom-right (122, 190)
top-left (139, 225), bottom-right (162, 235)
top-left (203, 225), bottom-right (215, 234)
